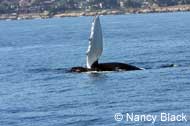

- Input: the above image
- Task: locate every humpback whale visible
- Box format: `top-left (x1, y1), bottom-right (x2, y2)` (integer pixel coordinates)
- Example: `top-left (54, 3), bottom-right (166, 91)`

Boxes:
top-left (70, 16), bottom-right (142, 73)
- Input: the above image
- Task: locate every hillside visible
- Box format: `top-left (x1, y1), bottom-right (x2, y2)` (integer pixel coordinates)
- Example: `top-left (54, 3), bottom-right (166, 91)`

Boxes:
top-left (0, 0), bottom-right (190, 20)
top-left (1, 0), bottom-right (190, 14)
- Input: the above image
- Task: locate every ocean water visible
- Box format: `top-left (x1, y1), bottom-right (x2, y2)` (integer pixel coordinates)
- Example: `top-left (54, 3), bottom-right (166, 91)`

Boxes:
top-left (0, 12), bottom-right (190, 126)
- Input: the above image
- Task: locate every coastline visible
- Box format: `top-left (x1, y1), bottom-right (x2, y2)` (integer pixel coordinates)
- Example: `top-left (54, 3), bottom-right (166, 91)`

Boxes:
top-left (1, 5), bottom-right (190, 20)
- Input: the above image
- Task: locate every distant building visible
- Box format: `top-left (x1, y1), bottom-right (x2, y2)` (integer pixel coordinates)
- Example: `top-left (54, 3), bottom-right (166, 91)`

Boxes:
top-left (141, 1), bottom-right (149, 8)
top-left (18, 0), bottom-right (31, 13)
top-left (19, 0), bottom-right (30, 7)
top-left (99, 2), bottom-right (103, 9)
top-left (119, 1), bottom-right (124, 8)
top-left (79, 1), bottom-right (88, 9)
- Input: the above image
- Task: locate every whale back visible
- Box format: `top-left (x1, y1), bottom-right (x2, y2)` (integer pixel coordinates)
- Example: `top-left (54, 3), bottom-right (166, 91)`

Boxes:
top-left (86, 16), bottom-right (103, 69)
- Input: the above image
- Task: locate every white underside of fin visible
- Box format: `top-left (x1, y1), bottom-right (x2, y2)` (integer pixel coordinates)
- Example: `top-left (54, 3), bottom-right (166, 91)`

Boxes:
top-left (86, 16), bottom-right (103, 69)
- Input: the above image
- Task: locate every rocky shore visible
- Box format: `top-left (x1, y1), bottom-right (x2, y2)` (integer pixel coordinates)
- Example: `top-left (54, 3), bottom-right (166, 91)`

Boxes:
top-left (1, 5), bottom-right (190, 20)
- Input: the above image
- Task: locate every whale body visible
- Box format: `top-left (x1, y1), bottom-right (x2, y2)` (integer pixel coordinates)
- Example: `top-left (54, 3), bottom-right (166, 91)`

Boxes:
top-left (70, 62), bottom-right (142, 73)
top-left (70, 16), bottom-right (142, 73)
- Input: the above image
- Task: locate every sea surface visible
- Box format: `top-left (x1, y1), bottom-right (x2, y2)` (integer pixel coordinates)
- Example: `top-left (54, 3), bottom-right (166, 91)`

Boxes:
top-left (0, 12), bottom-right (190, 126)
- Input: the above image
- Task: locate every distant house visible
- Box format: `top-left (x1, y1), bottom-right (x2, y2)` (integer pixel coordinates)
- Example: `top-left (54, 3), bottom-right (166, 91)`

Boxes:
top-left (141, 1), bottom-right (150, 8)
top-left (19, 0), bottom-right (30, 7)
top-left (79, 1), bottom-right (88, 9)
top-left (119, 1), bottom-right (124, 8)
top-left (99, 2), bottom-right (103, 9)
top-left (43, 0), bottom-right (55, 5)
top-left (18, 0), bottom-right (31, 13)
top-left (38, 0), bottom-right (56, 11)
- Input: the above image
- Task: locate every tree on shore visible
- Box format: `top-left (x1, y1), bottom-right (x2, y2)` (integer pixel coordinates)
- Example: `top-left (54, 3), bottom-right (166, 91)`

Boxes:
top-left (123, 0), bottom-right (142, 8)
top-left (0, 2), bottom-right (18, 14)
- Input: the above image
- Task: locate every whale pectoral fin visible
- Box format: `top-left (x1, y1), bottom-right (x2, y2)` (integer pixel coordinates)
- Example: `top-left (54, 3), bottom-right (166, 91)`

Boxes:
top-left (86, 16), bottom-right (103, 69)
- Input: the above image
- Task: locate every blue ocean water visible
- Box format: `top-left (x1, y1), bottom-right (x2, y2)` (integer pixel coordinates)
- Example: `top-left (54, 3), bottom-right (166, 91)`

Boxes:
top-left (0, 12), bottom-right (190, 126)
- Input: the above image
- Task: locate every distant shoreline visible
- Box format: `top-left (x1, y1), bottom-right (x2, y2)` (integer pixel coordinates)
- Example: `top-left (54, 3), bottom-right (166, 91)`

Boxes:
top-left (1, 5), bottom-right (190, 21)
